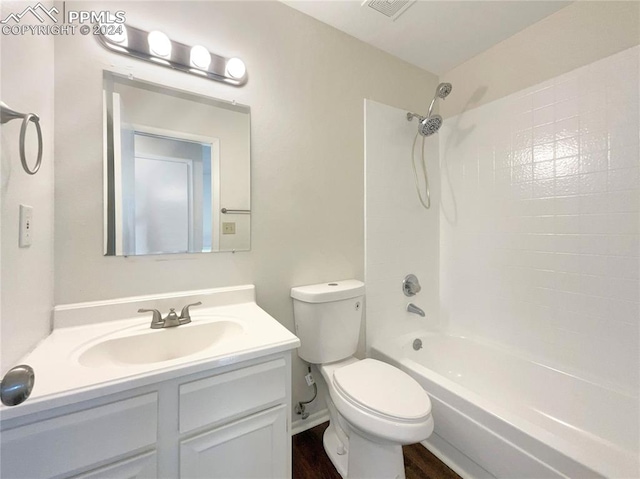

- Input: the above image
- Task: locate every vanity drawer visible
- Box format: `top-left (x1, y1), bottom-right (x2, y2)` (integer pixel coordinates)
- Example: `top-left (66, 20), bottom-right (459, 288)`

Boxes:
top-left (1, 393), bottom-right (158, 479)
top-left (179, 358), bottom-right (286, 433)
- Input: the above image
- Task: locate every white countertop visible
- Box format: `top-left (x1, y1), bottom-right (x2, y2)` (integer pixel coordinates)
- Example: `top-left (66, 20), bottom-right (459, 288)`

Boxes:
top-left (1, 285), bottom-right (300, 422)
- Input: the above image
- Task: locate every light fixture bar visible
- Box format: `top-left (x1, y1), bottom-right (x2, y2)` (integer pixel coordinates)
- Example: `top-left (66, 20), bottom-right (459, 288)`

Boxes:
top-left (96, 24), bottom-right (247, 86)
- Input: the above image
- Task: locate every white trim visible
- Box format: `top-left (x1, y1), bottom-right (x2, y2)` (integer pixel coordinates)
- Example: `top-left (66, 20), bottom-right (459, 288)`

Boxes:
top-left (291, 409), bottom-right (330, 436)
top-left (210, 140), bottom-right (221, 253)
top-left (125, 123), bottom-right (218, 147)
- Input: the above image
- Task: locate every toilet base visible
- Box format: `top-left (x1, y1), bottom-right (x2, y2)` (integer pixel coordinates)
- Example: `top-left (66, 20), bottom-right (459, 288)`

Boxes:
top-left (323, 418), bottom-right (407, 479)
top-left (347, 428), bottom-right (406, 479)
top-left (323, 423), bottom-right (348, 478)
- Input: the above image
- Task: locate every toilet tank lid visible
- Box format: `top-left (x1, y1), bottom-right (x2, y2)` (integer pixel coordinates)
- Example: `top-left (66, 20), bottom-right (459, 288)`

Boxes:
top-left (290, 280), bottom-right (365, 303)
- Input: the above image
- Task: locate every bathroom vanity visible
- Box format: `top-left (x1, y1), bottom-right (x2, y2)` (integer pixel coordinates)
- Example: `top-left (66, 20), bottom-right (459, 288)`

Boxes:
top-left (0, 285), bottom-right (299, 479)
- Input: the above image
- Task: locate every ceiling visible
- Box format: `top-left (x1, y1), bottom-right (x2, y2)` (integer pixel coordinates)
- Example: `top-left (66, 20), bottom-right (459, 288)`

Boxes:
top-left (282, 1), bottom-right (571, 75)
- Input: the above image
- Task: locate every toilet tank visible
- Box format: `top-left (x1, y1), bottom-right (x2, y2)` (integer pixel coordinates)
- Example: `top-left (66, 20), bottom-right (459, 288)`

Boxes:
top-left (290, 280), bottom-right (365, 364)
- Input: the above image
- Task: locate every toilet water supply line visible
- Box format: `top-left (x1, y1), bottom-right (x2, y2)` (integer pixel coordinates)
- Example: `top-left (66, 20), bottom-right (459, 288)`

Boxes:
top-left (295, 365), bottom-right (317, 420)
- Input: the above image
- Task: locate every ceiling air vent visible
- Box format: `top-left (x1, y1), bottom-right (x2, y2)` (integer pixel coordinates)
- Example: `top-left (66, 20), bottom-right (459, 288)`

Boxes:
top-left (364, 0), bottom-right (416, 20)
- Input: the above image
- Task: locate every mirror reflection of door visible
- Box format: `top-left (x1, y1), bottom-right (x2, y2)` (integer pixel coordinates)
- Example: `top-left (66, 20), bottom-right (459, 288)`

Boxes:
top-left (118, 128), bottom-right (219, 255)
top-left (103, 72), bottom-right (250, 256)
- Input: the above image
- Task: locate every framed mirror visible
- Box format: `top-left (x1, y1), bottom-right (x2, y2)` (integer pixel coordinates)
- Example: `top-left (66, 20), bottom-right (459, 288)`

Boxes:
top-left (103, 71), bottom-right (250, 256)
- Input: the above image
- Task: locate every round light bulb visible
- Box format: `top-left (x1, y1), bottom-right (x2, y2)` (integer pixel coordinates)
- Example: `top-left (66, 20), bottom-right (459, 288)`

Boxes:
top-left (100, 14), bottom-right (127, 45)
top-left (225, 57), bottom-right (246, 79)
top-left (106, 24), bottom-right (127, 45)
top-left (190, 45), bottom-right (211, 70)
top-left (148, 30), bottom-right (171, 58)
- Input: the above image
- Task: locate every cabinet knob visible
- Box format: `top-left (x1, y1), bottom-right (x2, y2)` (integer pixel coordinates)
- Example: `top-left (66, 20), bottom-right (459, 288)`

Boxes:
top-left (1, 364), bottom-right (35, 406)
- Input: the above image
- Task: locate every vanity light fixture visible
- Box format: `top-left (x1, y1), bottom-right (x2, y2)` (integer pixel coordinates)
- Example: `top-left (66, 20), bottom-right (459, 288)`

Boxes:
top-left (226, 57), bottom-right (246, 80)
top-left (105, 24), bottom-right (127, 46)
top-left (98, 14), bottom-right (128, 50)
top-left (96, 24), bottom-right (247, 86)
top-left (190, 45), bottom-right (212, 70)
top-left (148, 30), bottom-right (172, 58)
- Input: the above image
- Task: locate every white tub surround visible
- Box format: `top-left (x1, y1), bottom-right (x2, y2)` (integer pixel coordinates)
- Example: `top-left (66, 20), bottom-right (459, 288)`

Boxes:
top-left (373, 332), bottom-right (639, 479)
top-left (0, 285), bottom-right (299, 479)
top-left (439, 45), bottom-right (639, 394)
top-left (364, 99), bottom-right (441, 349)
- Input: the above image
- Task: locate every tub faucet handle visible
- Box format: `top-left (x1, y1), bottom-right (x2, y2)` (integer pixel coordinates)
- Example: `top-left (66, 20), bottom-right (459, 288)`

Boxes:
top-left (403, 274), bottom-right (422, 297)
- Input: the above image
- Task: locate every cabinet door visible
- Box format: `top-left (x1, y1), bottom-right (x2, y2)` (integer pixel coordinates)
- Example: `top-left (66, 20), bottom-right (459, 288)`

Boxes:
top-left (180, 405), bottom-right (287, 479)
top-left (71, 451), bottom-right (157, 479)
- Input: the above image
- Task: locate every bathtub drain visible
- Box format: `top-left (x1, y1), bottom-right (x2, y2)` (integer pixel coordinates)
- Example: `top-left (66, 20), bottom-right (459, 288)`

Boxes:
top-left (412, 338), bottom-right (422, 351)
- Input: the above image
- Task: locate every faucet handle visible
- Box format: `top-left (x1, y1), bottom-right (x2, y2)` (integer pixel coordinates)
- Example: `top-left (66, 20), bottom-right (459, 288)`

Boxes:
top-left (180, 302), bottom-right (202, 321)
top-left (138, 308), bottom-right (163, 328)
top-left (403, 274), bottom-right (422, 297)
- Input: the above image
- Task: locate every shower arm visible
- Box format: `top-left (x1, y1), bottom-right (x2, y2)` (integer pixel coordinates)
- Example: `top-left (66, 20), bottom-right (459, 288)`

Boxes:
top-left (406, 112), bottom-right (424, 122)
top-left (406, 94), bottom-right (438, 122)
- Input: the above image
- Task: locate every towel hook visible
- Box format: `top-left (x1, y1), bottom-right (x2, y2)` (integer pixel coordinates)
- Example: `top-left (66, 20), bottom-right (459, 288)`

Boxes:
top-left (1, 101), bottom-right (43, 175)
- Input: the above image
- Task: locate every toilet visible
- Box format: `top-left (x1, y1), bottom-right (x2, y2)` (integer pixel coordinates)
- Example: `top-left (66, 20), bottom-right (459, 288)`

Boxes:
top-left (291, 279), bottom-right (434, 479)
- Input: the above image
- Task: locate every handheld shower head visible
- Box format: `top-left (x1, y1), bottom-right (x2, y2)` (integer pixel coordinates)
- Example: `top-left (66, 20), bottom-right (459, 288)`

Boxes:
top-left (436, 82), bottom-right (452, 99)
top-left (427, 82), bottom-right (453, 117)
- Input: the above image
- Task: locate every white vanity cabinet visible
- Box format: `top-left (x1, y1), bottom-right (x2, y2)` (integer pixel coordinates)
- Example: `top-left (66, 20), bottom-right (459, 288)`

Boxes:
top-left (177, 357), bottom-right (290, 479)
top-left (180, 405), bottom-right (288, 478)
top-left (0, 353), bottom-right (293, 479)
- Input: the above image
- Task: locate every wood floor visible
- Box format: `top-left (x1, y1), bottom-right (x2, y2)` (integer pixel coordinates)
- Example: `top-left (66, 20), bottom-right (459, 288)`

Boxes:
top-left (293, 422), bottom-right (461, 479)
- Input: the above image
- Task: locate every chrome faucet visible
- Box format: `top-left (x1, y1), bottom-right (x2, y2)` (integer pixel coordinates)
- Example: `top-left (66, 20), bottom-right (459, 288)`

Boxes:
top-left (138, 302), bottom-right (202, 329)
top-left (407, 303), bottom-right (425, 317)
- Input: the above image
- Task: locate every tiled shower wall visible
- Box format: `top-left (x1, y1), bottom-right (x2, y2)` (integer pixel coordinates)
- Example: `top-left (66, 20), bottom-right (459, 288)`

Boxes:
top-left (440, 46), bottom-right (639, 393)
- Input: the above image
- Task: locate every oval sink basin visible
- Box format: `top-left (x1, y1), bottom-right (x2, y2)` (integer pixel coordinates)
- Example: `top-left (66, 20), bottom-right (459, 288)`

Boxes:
top-left (78, 320), bottom-right (244, 368)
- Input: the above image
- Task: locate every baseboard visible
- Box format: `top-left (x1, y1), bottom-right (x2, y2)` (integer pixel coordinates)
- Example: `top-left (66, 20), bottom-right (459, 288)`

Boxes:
top-left (291, 409), bottom-right (330, 436)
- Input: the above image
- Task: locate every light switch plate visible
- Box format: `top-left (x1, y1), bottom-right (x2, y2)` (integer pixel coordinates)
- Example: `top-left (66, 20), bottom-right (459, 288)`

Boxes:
top-left (19, 204), bottom-right (33, 247)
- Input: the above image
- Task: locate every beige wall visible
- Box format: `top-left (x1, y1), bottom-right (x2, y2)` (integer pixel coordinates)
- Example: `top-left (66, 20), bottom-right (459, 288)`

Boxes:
top-left (1, 2), bottom-right (55, 375)
top-left (54, 1), bottom-right (435, 420)
top-left (441, 1), bottom-right (640, 118)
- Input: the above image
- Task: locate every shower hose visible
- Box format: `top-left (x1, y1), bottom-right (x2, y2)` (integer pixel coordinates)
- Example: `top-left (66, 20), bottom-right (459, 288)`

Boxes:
top-left (411, 131), bottom-right (431, 209)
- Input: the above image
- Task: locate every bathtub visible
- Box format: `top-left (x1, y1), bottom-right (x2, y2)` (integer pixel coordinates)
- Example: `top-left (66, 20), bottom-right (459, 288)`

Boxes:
top-left (371, 332), bottom-right (639, 479)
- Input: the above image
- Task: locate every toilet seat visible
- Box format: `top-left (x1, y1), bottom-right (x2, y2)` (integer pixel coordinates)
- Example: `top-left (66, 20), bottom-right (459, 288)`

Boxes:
top-left (324, 358), bottom-right (434, 444)
top-left (333, 359), bottom-right (431, 422)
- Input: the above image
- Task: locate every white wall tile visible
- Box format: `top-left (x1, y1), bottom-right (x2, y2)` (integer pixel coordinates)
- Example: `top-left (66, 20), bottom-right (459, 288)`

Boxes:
top-left (440, 46), bottom-right (640, 393)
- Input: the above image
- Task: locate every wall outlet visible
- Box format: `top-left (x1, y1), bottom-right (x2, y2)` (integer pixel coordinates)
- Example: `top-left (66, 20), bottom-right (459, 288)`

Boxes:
top-left (19, 204), bottom-right (33, 247)
top-left (222, 222), bottom-right (236, 235)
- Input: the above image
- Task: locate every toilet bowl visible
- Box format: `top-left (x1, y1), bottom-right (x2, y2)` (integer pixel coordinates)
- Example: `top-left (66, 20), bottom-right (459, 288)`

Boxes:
top-left (291, 280), bottom-right (433, 479)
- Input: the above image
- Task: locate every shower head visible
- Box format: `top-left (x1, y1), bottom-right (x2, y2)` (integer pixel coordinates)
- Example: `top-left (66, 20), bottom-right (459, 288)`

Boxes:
top-left (406, 82), bottom-right (452, 137)
top-left (418, 114), bottom-right (443, 137)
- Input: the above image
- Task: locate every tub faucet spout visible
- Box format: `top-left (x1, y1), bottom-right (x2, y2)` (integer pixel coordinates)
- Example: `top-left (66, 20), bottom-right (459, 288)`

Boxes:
top-left (407, 303), bottom-right (425, 317)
